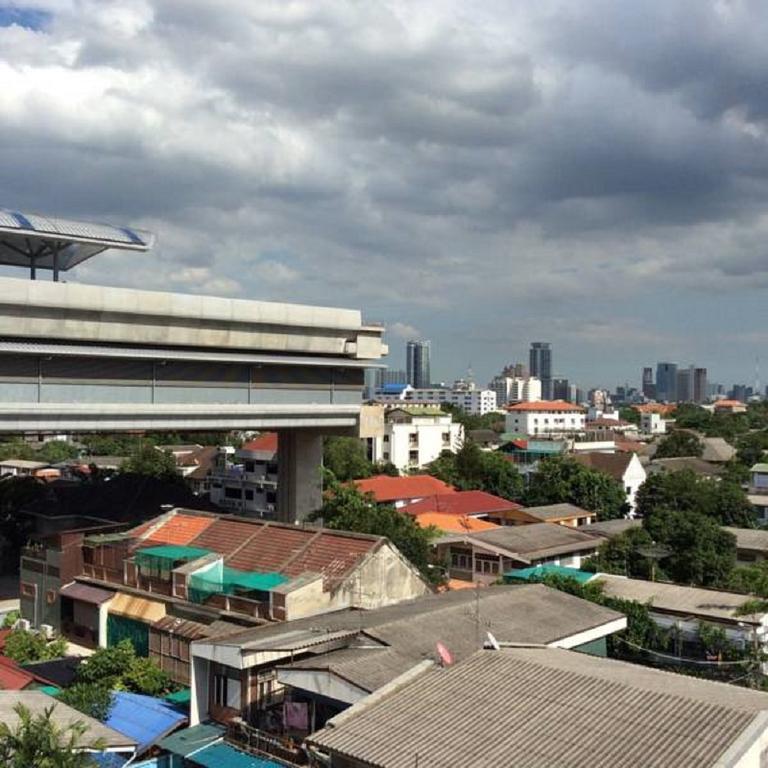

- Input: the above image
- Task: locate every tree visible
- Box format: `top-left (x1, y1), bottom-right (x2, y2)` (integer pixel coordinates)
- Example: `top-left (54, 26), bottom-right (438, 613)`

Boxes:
top-left (0, 703), bottom-right (103, 768)
top-left (439, 404), bottom-right (504, 433)
top-left (74, 640), bottom-right (174, 695)
top-left (312, 479), bottom-right (437, 577)
top-left (736, 431), bottom-right (768, 468)
top-left (582, 527), bottom-right (654, 579)
top-left (36, 441), bottom-right (80, 463)
top-left (644, 508), bottom-right (736, 587)
top-left (121, 444), bottom-right (180, 481)
top-left (58, 684), bottom-right (114, 721)
top-left (654, 431), bottom-right (704, 459)
top-left (4, 630), bottom-right (67, 664)
top-left (619, 407), bottom-right (640, 425)
top-left (524, 456), bottom-right (626, 520)
top-left (425, 441), bottom-right (523, 501)
top-left (636, 470), bottom-right (755, 527)
top-left (323, 437), bottom-right (374, 482)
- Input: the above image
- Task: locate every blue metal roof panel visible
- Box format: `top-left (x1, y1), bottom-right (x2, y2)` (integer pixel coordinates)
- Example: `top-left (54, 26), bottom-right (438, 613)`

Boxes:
top-left (189, 742), bottom-right (285, 768)
top-left (158, 723), bottom-right (225, 757)
top-left (104, 691), bottom-right (187, 755)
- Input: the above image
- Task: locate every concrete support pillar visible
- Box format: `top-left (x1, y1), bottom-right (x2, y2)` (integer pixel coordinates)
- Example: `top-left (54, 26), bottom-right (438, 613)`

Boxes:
top-left (277, 430), bottom-right (324, 524)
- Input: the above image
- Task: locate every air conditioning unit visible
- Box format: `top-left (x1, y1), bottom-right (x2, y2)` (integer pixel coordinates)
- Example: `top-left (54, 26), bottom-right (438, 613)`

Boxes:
top-left (14, 618), bottom-right (30, 631)
top-left (40, 624), bottom-right (54, 639)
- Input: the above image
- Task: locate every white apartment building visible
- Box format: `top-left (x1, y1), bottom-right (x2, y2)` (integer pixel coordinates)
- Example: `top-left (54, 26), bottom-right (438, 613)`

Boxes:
top-left (640, 412), bottom-right (667, 435)
top-left (506, 400), bottom-right (586, 436)
top-left (209, 433), bottom-right (279, 517)
top-left (376, 385), bottom-right (498, 416)
top-left (370, 407), bottom-right (464, 473)
top-left (491, 376), bottom-right (542, 406)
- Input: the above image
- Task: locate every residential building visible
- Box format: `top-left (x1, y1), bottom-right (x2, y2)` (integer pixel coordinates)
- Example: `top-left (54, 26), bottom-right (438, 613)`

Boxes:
top-left (369, 407), bottom-right (463, 473)
top-left (724, 527), bottom-right (768, 565)
top-left (189, 584), bottom-right (626, 730)
top-left (434, 523), bottom-right (603, 583)
top-left (676, 367), bottom-right (693, 403)
top-left (694, 367), bottom-right (708, 403)
top-left (21, 508), bottom-right (431, 664)
top-left (588, 389), bottom-right (611, 409)
top-left (0, 459), bottom-right (50, 477)
top-left (209, 433), bottom-right (278, 517)
top-left (715, 399), bottom-right (749, 414)
top-left (529, 342), bottom-right (552, 399)
top-left (406, 340), bottom-right (431, 389)
top-left (648, 457), bottom-right (724, 479)
top-left (641, 411), bottom-right (667, 435)
top-left (572, 451), bottom-right (646, 514)
top-left (505, 400), bottom-right (586, 436)
top-left (307, 646), bottom-right (768, 768)
top-left (375, 384), bottom-right (498, 415)
top-left (505, 502), bottom-right (595, 527)
top-left (642, 366), bottom-right (655, 399)
top-left (467, 428), bottom-right (502, 450)
top-left (749, 463), bottom-right (768, 524)
top-left (352, 474), bottom-right (456, 508)
top-left (599, 574), bottom-right (768, 658)
top-left (656, 362), bottom-right (677, 402)
top-left (401, 490), bottom-right (526, 525)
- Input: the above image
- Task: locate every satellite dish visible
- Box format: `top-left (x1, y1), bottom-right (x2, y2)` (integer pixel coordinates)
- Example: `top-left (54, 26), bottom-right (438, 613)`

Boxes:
top-left (486, 632), bottom-right (501, 651)
top-left (436, 641), bottom-right (454, 667)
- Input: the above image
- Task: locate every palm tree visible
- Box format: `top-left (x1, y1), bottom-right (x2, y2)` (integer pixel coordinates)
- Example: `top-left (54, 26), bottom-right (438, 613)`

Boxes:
top-left (0, 703), bottom-right (105, 768)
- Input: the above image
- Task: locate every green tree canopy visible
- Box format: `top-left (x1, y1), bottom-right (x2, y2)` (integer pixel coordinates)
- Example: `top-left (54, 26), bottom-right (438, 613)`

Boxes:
top-left (635, 470), bottom-right (755, 527)
top-left (582, 527), bottom-right (654, 579)
top-left (0, 703), bottom-right (103, 768)
top-left (523, 456), bottom-right (627, 520)
top-left (312, 478), bottom-right (437, 578)
top-left (736, 430), bottom-right (768, 468)
top-left (323, 437), bottom-right (375, 482)
top-left (58, 683), bottom-right (114, 722)
top-left (425, 441), bottom-right (523, 501)
top-left (121, 444), bottom-right (180, 481)
top-left (35, 441), bottom-right (80, 463)
top-left (439, 404), bottom-right (505, 433)
top-left (4, 630), bottom-right (67, 664)
top-left (654, 430), bottom-right (704, 459)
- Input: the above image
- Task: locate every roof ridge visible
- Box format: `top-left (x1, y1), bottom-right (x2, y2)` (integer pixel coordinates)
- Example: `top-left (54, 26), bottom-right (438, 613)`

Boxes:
top-left (278, 529), bottom-right (325, 572)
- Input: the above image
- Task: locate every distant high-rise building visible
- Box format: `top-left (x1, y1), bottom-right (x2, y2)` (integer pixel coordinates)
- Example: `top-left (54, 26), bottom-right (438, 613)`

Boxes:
top-left (529, 342), bottom-right (552, 399)
top-left (502, 362), bottom-right (528, 378)
top-left (406, 340), bottom-right (431, 389)
top-left (552, 378), bottom-right (570, 401)
top-left (731, 384), bottom-right (751, 403)
top-left (656, 362), bottom-right (677, 402)
top-left (676, 368), bottom-right (692, 403)
top-left (642, 367), bottom-right (655, 399)
top-left (382, 368), bottom-right (407, 386)
top-left (693, 368), bottom-right (707, 404)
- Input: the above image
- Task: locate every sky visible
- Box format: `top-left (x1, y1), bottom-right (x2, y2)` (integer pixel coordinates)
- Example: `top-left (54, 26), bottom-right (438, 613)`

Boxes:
top-left (1, 1), bottom-right (768, 391)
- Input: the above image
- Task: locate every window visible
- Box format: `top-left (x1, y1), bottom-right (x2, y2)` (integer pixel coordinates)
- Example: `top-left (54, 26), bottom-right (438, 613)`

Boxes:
top-left (225, 487), bottom-right (241, 499)
top-left (245, 489), bottom-right (254, 501)
top-left (383, 435), bottom-right (390, 443)
top-left (213, 671), bottom-right (241, 709)
top-left (20, 582), bottom-right (36, 599)
top-left (451, 550), bottom-right (471, 569)
top-left (46, 589), bottom-right (56, 605)
top-left (625, 486), bottom-right (632, 495)
top-left (474, 555), bottom-right (499, 575)
top-left (383, 452), bottom-right (390, 460)
top-left (244, 461), bottom-right (254, 473)
top-left (266, 491), bottom-right (277, 504)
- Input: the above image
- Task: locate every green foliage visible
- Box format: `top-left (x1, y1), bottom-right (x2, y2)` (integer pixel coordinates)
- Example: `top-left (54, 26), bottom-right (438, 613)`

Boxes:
top-left (2, 610), bottom-right (19, 628)
top-left (439, 404), bottom-right (504, 433)
top-left (4, 630), bottom-right (67, 664)
top-left (654, 430), bottom-right (704, 459)
top-left (736, 431), bottom-right (768, 468)
top-left (582, 528), bottom-right (654, 579)
top-left (644, 509), bottom-right (736, 587)
top-left (58, 683), bottom-right (114, 721)
top-left (729, 562), bottom-right (768, 598)
top-left (0, 441), bottom-right (35, 461)
top-left (74, 640), bottom-right (174, 695)
top-left (313, 478), bottom-right (437, 577)
top-left (636, 470), bottom-right (755, 527)
top-left (121, 444), bottom-right (180, 481)
top-left (35, 441), bottom-right (80, 463)
top-left (0, 703), bottom-right (103, 768)
top-left (524, 456), bottom-right (627, 520)
top-left (323, 437), bottom-right (375, 482)
top-left (0, 477), bottom-right (45, 574)
top-left (619, 407), bottom-right (641, 425)
top-left (425, 441), bottom-right (523, 501)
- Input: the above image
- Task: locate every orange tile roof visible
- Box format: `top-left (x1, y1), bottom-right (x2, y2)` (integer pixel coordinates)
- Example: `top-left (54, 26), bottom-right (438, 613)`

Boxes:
top-left (352, 475), bottom-right (456, 503)
top-left (506, 400), bottom-right (584, 413)
top-left (241, 433), bottom-right (278, 453)
top-left (402, 491), bottom-right (522, 517)
top-left (713, 400), bottom-right (746, 409)
top-left (413, 513), bottom-right (499, 534)
top-left (0, 656), bottom-right (36, 690)
top-left (141, 513), bottom-right (215, 547)
top-left (632, 404), bottom-right (676, 415)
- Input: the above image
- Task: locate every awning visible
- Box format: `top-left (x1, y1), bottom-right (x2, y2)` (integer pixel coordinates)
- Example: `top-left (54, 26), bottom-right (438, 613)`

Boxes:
top-left (59, 582), bottom-right (115, 605)
top-left (158, 723), bottom-right (224, 758)
top-left (108, 593), bottom-right (166, 623)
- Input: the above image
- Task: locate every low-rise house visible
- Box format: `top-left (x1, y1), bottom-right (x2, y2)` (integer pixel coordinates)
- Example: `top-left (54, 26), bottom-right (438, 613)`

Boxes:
top-left (307, 646), bottom-right (768, 768)
top-left (505, 400), bottom-right (586, 437)
top-left (702, 437), bottom-right (737, 463)
top-left (584, 518), bottom-right (643, 539)
top-left (724, 527), bottom-right (768, 565)
top-left (0, 458), bottom-right (50, 477)
top-left (648, 456), bottom-right (724, 479)
top-left (572, 451), bottom-right (646, 514)
top-left (369, 406), bottom-right (463, 473)
top-left (640, 411), bottom-right (667, 434)
top-left (506, 502), bottom-right (595, 527)
top-left (598, 574), bottom-right (768, 654)
top-left (190, 584), bottom-right (625, 731)
top-left (21, 508), bottom-right (431, 676)
top-left (401, 490), bottom-right (525, 525)
top-left (352, 474), bottom-right (455, 508)
top-left (410, 512), bottom-right (499, 534)
top-left (434, 523), bottom-right (603, 583)
top-left (0, 690), bottom-right (137, 761)
top-left (714, 399), bottom-right (748, 414)
top-left (467, 428), bottom-right (502, 450)
top-left (209, 433), bottom-right (279, 517)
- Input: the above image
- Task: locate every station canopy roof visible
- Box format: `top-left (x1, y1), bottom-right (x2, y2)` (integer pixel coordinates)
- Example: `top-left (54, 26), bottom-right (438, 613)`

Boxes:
top-left (0, 208), bottom-right (154, 273)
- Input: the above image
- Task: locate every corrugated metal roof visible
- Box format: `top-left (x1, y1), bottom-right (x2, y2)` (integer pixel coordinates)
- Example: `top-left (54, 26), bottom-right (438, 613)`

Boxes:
top-left (59, 581), bottom-right (115, 605)
top-left (108, 593), bottom-right (166, 623)
top-left (158, 723), bottom-right (225, 757)
top-left (105, 691), bottom-right (186, 755)
top-left (152, 615), bottom-right (212, 640)
top-left (188, 741), bottom-right (284, 768)
top-left (309, 648), bottom-right (768, 768)
top-left (725, 526), bottom-right (768, 553)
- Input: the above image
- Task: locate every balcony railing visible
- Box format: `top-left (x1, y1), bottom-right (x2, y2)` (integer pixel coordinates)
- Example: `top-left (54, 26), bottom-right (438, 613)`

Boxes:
top-left (226, 719), bottom-right (306, 766)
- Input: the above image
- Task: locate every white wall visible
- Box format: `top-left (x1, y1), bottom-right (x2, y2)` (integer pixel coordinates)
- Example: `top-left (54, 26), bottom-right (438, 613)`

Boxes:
top-left (623, 454), bottom-right (647, 514)
top-left (372, 419), bottom-right (463, 473)
top-left (505, 410), bottom-right (585, 436)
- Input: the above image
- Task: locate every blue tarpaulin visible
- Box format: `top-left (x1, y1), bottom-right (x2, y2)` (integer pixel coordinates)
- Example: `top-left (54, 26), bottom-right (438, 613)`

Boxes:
top-left (189, 742), bottom-right (285, 768)
top-left (105, 691), bottom-right (187, 756)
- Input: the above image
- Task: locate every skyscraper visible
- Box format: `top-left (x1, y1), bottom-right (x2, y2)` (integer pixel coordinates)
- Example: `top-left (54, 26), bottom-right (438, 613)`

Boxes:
top-left (676, 368), bottom-right (692, 403)
top-left (529, 342), bottom-right (552, 399)
top-left (693, 368), bottom-right (707, 404)
top-left (406, 340), bottom-right (431, 389)
top-left (656, 362), bottom-right (677, 402)
top-left (642, 367), bottom-right (655, 399)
